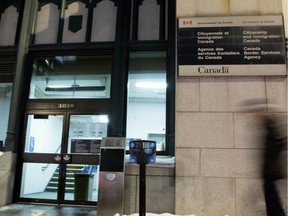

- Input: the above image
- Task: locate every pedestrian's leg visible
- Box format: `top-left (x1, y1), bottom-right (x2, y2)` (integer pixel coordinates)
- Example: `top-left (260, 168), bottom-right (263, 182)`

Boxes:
top-left (264, 179), bottom-right (286, 216)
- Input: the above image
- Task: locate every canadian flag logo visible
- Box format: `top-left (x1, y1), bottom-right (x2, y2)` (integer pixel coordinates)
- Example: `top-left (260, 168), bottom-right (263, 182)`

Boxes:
top-left (183, 20), bottom-right (192, 25)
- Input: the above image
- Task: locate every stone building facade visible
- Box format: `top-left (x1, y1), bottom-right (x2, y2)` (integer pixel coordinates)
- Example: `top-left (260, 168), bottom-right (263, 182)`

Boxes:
top-left (175, 0), bottom-right (287, 215)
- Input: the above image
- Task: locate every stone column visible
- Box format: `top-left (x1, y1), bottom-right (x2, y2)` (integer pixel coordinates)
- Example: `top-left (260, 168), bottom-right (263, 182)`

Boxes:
top-left (2, 0), bottom-right (37, 207)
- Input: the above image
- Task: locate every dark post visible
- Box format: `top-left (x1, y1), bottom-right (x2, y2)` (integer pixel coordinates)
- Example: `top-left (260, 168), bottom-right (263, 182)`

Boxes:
top-left (139, 163), bottom-right (146, 216)
top-left (137, 151), bottom-right (149, 216)
top-left (129, 140), bottom-right (156, 216)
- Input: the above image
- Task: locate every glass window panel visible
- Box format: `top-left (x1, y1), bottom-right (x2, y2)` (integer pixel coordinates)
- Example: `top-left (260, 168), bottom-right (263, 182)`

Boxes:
top-left (29, 55), bottom-right (112, 99)
top-left (64, 164), bottom-right (99, 202)
top-left (0, 83), bottom-right (12, 149)
top-left (126, 51), bottom-right (166, 151)
top-left (20, 163), bottom-right (59, 200)
top-left (24, 115), bottom-right (63, 153)
top-left (138, 0), bottom-right (160, 40)
top-left (68, 115), bottom-right (108, 154)
top-left (62, 1), bottom-right (88, 43)
top-left (34, 3), bottom-right (60, 44)
top-left (20, 164), bottom-right (99, 201)
top-left (0, 5), bottom-right (19, 45)
top-left (91, 0), bottom-right (117, 42)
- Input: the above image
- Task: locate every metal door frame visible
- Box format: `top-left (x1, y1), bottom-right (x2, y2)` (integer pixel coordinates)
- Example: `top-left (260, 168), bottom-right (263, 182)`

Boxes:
top-left (15, 110), bottom-right (104, 206)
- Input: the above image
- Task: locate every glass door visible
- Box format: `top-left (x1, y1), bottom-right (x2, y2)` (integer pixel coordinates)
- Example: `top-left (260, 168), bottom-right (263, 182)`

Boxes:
top-left (63, 114), bottom-right (108, 204)
top-left (19, 112), bottom-right (108, 206)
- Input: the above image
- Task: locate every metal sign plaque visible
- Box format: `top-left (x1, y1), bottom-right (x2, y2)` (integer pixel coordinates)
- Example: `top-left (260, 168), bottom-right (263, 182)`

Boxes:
top-left (178, 16), bottom-right (286, 76)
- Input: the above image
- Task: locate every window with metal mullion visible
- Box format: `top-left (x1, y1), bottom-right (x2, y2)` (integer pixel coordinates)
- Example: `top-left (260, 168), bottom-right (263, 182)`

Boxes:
top-left (131, 0), bottom-right (139, 40)
top-left (65, 0), bottom-right (120, 43)
top-left (0, 54), bottom-right (17, 83)
top-left (37, 0), bottom-right (62, 9)
top-left (85, 0), bottom-right (94, 42)
top-left (58, 0), bottom-right (90, 43)
top-left (113, 0), bottom-right (129, 42)
top-left (57, 1), bottom-right (65, 43)
top-left (131, 0), bottom-right (166, 41)
top-left (165, 50), bottom-right (175, 156)
top-left (0, 0), bottom-right (22, 14)
top-left (90, 0), bottom-right (121, 42)
top-left (0, 0), bottom-right (24, 46)
top-left (64, 0), bottom-right (90, 9)
top-left (108, 44), bottom-right (128, 138)
top-left (158, 0), bottom-right (166, 40)
top-left (31, 0), bottom-right (62, 44)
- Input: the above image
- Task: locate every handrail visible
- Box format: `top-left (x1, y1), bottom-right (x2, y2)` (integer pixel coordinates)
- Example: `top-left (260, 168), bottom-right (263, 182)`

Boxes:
top-left (81, 165), bottom-right (97, 175)
top-left (41, 145), bottom-right (62, 171)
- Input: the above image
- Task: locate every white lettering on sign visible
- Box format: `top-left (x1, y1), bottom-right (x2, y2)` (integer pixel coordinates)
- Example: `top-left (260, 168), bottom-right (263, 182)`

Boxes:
top-left (198, 66), bottom-right (230, 74)
top-left (57, 104), bottom-right (75, 109)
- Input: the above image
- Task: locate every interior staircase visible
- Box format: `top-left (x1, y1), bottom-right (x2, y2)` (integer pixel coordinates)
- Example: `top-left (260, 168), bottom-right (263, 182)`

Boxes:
top-left (45, 164), bottom-right (85, 193)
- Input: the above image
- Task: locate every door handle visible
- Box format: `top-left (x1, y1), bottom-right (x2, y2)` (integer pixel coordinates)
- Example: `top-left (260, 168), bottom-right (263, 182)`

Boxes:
top-left (54, 154), bottom-right (71, 163)
top-left (54, 155), bottom-right (62, 162)
top-left (63, 154), bottom-right (71, 163)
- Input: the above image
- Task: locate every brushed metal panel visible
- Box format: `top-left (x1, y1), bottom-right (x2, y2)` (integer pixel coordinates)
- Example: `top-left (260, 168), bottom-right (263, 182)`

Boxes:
top-left (97, 172), bottom-right (125, 216)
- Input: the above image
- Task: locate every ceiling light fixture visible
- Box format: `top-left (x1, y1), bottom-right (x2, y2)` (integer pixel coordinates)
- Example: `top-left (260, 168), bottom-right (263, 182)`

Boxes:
top-left (45, 85), bottom-right (105, 92)
top-left (135, 82), bottom-right (167, 89)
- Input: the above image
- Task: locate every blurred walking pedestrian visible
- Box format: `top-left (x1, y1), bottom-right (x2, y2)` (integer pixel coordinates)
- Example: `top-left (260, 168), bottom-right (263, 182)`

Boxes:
top-left (243, 99), bottom-right (287, 216)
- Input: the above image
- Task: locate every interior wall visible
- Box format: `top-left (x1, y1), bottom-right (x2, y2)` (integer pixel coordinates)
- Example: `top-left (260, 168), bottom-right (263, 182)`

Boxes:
top-left (0, 97), bottom-right (10, 141)
top-left (0, 85), bottom-right (12, 143)
top-left (126, 102), bottom-right (166, 139)
top-left (175, 0), bottom-right (287, 215)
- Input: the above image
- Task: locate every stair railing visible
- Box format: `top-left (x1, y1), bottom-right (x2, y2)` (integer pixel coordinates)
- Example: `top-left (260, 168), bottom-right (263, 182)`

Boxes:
top-left (42, 145), bottom-right (62, 171)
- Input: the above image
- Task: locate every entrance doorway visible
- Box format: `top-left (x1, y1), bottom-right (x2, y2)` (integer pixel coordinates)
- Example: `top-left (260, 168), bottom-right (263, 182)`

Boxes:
top-left (18, 112), bottom-right (108, 206)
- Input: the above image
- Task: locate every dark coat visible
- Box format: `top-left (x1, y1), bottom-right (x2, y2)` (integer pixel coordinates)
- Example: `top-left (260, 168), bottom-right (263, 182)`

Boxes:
top-left (262, 116), bottom-right (287, 180)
